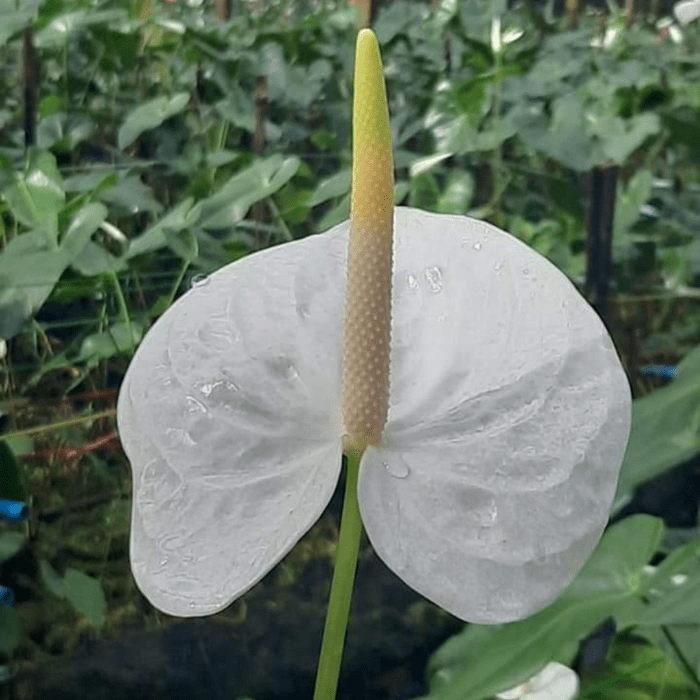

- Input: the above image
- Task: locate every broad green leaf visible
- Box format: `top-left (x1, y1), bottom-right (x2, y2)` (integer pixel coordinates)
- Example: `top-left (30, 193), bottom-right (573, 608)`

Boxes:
top-left (34, 10), bottom-right (126, 48)
top-left (37, 113), bottom-right (95, 150)
top-left (78, 321), bottom-right (143, 362)
top-left (0, 228), bottom-right (67, 339)
top-left (2, 150), bottom-right (65, 228)
top-left (579, 641), bottom-right (700, 700)
top-left (617, 534), bottom-right (700, 627)
top-left (62, 569), bottom-right (107, 629)
top-left (307, 169), bottom-right (351, 207)
top-left (613, 344), bottom-right (700, 512)
top-left (315, 193), bottom-right (350, 232)
top-left (60, 203), bottom-right (108, 261)
top-left (40, 560), bottom-right (65, 597)
top-left (198, 155), bottom-right (300, 230)
top-left (70, 241), bottom-right (126, 276)
top-left (436, 171), bottom-right (474, 214)
top-left (126, 198), bottom-right (202, 259)
top-left (101, 176), bottom-right (163, 215)
top-left (0, 0), bottom-right (40, 45)
top-left (596, 113), bottom-right (661, 166)
top-left (118, 93), bottom-right (190, 149)
top-left (641, 626), bottom-right (700, 689)
top-left (40, 561), bottom-right (106, 628)
top-left (613, 170), bottom-right (654, 244)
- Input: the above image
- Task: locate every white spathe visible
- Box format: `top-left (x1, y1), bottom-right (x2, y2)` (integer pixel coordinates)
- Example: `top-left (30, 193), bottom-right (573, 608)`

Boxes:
top-left (117, 206), bottom-right (631, 622)
top-left (496, 662), bottom-right (579, 700)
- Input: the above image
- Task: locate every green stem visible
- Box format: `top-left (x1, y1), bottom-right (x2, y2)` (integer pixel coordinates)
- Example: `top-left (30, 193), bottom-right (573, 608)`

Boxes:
top-left (312, 447), bottom-right (364, 700)
top-left (108, 271), bottom-right (134, 353)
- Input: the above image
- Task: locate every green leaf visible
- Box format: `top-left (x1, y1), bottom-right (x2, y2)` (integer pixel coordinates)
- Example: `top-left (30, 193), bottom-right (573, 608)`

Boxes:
top-left (60, 203), bottom-right (108, 261)
top-left (2, 150), bottom-right (65, 228)
top-left (307, 169), bottom-right (351, 207)
top-left (613, 344), bottom-right (700, 512)
top-left (613, 170), bottom-right (654, 243)
top-left (126, 198), bottom-right (202, 259)
top-left (78, 321), bottom-right (143, 362)
top-left (617, 534), bottom-right (700, 628)
top-left (198, 155), bottom-right (300, 230)
top-left (436, 171), bottom-right (474, 214)
top-left (0, 227), bottom-right (67, 339)
top-left (0, 608), bottom-right (20, 655)
top-left (40, 561), bottom-right (65, 597)
top-left (70, 241), bottom-right (126, 276)
top-left (40, 561), bottom-right (106, 628)
top-left (101, 176), bottom-right (163, 215)
top-left (118, 93), bottom-right (190, 149)
top-left (0, 441), bottom-right (25, 501)
top-left (0, 532), bottom-right (25, 561)
top-left (37, 113), bottom-right (95, 150)
top-left (579, 640), bottom-right (700, 699)
top-left (0, 0), bottom-right (39, 44)
top-left (34, 10), bottom-right (126, 49)
top-left (62, 569), bottom-right (107, 629)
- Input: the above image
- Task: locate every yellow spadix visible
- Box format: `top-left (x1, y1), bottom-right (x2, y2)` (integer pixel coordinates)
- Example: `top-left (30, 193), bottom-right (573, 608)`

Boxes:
top-left (341, 29), bottom-right (394, 453)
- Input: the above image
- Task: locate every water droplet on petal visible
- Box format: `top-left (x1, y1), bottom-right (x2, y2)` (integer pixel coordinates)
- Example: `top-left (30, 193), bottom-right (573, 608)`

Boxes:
top-left (383, 458), bottom-right (410, 479)
top-left (473, 242), bottom-right (482, 251)
top-left (407, 273), bottom-right (419, 289)
top-left (424, 266), bottom-right (443, 293)
top-left (191, 274), bottom-right (209, 288)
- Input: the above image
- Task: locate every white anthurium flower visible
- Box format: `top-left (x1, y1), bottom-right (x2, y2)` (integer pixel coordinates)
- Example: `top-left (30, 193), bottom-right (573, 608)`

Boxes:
top-left (117, 30), bottom-right (631, 625)
top-left (657, 17), bottom-right (684, 43)
top-left (490, 16), bottom-right (523, 54)
top-left (674, 0), bottom-right (700, 24)
top-left (496, 662), bottom-right (579, 700)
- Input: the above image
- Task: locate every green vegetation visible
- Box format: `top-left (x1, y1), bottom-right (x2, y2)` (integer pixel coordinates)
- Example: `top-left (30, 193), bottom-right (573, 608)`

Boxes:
top-left (1, 0), bottom-right (700, 698)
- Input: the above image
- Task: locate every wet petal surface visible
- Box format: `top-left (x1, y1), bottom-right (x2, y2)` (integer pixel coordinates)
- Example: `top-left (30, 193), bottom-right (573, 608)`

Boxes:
top-left (118, 232), bottom-right (347, 616)
top-left (359, 207), bottom-right (631, 623)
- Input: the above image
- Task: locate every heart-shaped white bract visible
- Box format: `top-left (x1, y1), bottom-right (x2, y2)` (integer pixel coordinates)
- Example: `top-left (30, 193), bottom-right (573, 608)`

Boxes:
top-left (117, 206), bottom-right (631, 623)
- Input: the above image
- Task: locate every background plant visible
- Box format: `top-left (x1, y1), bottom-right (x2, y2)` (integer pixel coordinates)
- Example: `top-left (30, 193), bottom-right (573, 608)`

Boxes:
top-left (1, 0), bottom-right (700, 697)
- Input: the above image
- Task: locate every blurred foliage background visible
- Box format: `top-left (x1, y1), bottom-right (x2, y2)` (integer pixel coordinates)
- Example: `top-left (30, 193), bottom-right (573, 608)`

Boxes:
top-left (1, 0), bottom-right (700, 698)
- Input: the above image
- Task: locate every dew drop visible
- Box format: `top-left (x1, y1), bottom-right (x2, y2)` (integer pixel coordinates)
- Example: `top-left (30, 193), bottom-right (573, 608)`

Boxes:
top-left (407, 273), bottom-right (419, 289)
top-left (383, 458), bottom-right (410, 479)
top-left (473, 242), bottom-right (482, 251)
top-left (424, 266), bottom-right (443, 293)
top-left (191, 274), bottom-right (209, 288)
top-left (188, 602), bottom-right (196, 609)
top-left (523, 267), bottom-right (530, 276)
top-left (186, 395), bottom-right (207, 414)
top-left (494, 261), bottom-right (503, 272)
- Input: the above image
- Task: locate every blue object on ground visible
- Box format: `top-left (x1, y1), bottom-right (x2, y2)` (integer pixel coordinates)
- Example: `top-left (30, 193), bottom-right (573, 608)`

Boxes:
top-left (638, 365), bottom-right (677, 379)
top-left (0, 586), bottom-right (14, 607)
top-left (0, 499), bottom-right (28, 523)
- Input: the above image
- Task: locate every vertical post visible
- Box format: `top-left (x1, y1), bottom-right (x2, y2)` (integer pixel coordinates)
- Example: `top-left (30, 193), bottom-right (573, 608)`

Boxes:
top-left (23, 27), bottom-right (36, 148)
top-left (216, 0), bottom-right (231, 20)
top-left (350, 0), bottom-right (371, 27)
top-left (252, 76), bottom-right (268, 246)
top-left (585, 166), bottom-right (618, 324)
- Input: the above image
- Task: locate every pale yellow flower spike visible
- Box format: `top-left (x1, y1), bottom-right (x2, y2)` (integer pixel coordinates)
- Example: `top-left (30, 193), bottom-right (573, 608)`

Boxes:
top-left (342, 29), bottom-right (394, 455)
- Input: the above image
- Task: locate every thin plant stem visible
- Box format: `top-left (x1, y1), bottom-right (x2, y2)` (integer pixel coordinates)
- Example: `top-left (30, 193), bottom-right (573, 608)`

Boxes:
top-left (108, 271), bottom-right (134, 353)
top-left (312, 447), bottom-right (364, 700)
top-left (2, 409), bottom-right (116, 440)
